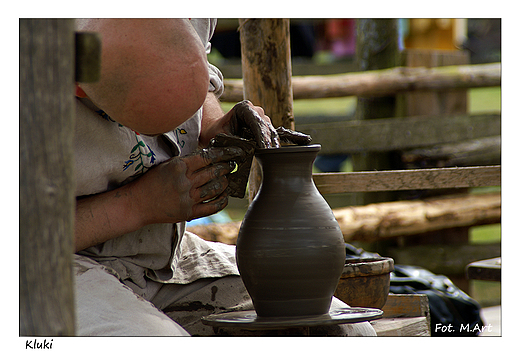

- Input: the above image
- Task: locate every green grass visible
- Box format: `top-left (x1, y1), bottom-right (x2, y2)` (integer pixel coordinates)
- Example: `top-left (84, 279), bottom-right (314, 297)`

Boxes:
top-left (470, 224), bottom-right (501, 245)
top-left (470, 280), bottom-right (501, 307)
top-left (468, 87), bottom-right (501, 114)
top-left (293, 97), bottom-right (357, 116)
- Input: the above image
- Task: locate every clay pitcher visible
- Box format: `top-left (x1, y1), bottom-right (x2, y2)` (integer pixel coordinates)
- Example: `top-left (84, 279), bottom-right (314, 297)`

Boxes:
top-left (236, 144), bottom-right (346, 317)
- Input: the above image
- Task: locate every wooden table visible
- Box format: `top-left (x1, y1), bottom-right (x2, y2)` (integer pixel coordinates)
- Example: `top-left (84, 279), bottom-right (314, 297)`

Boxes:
top-left (466, 257), bottom-right (501, 282)
top-left (371, 294), bottom-right (431, 336)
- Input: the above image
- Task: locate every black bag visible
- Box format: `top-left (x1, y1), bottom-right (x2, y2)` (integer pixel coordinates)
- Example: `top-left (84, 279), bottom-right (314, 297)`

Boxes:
top-left (345, 244), bottom-right (484, 336)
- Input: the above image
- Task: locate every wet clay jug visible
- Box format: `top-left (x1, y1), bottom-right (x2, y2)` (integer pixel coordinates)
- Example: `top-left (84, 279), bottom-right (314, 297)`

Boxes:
top-left (236, 144), bottom-right (346, 317)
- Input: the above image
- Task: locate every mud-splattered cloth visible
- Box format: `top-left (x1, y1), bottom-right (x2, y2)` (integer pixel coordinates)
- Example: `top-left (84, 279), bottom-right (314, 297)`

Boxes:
top-left (74, 253), bottom-right (376, 336)
top-left (170, 231), bottom-right (239, 283)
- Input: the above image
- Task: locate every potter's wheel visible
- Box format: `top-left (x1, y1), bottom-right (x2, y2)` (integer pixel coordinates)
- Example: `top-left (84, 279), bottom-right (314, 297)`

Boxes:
top-left (201, 307), bottom-right (383, 330)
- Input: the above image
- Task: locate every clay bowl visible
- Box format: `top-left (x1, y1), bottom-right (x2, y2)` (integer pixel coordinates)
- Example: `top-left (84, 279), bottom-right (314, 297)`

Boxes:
top-left (334, 257), bottom-right (394, 309)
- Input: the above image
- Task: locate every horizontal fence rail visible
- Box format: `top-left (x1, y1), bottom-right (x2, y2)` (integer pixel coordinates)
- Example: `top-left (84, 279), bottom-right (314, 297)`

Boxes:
top-left (297, 113), bottom-right (501, 155)
top-left (220, 63), bottom-right (501, 102)
top-left (313, 165), bottom-right (501, 194)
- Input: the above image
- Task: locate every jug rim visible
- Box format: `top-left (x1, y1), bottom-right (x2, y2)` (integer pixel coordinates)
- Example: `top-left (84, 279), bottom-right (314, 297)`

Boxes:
top-left (256, 144), bottom-right (321, 154)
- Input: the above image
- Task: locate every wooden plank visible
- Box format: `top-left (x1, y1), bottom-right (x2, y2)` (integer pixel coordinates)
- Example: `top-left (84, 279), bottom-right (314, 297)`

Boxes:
top-left (189, 192), bottom-right (501, 245)
top-left (313, 165), bottom-right (501, 194)
top-left (378, 294), bottom-right (431, 336)
top-left (220, 62), bottom-right (501, 102)
top-left (372, 317), bottom-right (430, 336)
top-left (382, 294), bottom-right (430, 318)
top-left (466, 257), bottom-right (501, 282)
top-left (296, 113), bottom-right (500, 155)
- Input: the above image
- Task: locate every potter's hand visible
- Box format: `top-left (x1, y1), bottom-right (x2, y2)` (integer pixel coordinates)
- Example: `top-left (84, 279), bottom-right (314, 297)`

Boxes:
top-left (136, 146), bottom-right (246, 223)
top-left (276, 126), bottom-right (312, 146)
top-left (229, 101), bottom-right (312, 148)
top-left (229, 100), bottom-right (280, 148)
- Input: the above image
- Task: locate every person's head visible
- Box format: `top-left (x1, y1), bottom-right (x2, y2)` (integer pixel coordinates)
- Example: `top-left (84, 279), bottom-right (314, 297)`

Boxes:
top-left (76, 19), bottom-right (209, 135)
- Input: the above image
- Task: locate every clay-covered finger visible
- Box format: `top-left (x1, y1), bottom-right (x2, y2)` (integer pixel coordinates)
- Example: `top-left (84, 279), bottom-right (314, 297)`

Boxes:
top-left (276, 127), bottom-right (312, 145)
top-left (231, 101), bottom-right (280, 148)
top-left (195, 176), bottom-right (228, 202)
top-left (189, 161), bottom-right (235, 188)
top-left (189, 190), bottom-right (229, 221)
top-left (184, 146), bottom-right (246, 172)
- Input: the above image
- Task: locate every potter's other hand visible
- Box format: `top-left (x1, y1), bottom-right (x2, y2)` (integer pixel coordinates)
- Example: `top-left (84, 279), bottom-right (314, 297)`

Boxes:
top-left (229, 100), bottom-right (280, 148)
top-left (276, 126), bottom-right (312, 146)
top-left (137, 146), bottom-right (246, 224)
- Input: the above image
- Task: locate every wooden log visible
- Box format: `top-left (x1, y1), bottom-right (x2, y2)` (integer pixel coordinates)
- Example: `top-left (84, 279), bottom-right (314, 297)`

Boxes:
top-left (334, 192), bottom-right (500, 243)
top-left (20, 19), bottom-right (76, 336)
top-left (188, 192), bottom-right (501, 245)
top-left (297, 112), bottom-right (500, 155)
top-left (238, 18), bottom-right (294, 201)
top-left (220, 62), bottom-right (501, 102)
top-left (313, 166), bottom-right (501, 194)
top-left (239, 18), bottom-right (294, 130)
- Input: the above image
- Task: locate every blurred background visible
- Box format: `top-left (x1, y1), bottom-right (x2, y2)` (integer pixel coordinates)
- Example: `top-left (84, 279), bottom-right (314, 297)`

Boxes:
top-left (209, 19), bottom-right (500, 74)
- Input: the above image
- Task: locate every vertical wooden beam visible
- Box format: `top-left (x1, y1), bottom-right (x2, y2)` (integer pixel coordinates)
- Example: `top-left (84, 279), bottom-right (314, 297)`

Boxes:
top-left (398, 48), bottom-right (472, 291)
top-left (352, 19), bottom-right (401, 206)
top-left (238, 19), bottom-right (294, 200)
top-left (239, 18), bottom-right (294, 129)
top-left (401, 49), bottom-right (469, 116)
top-left (20, 19), bottom-right (76, 336)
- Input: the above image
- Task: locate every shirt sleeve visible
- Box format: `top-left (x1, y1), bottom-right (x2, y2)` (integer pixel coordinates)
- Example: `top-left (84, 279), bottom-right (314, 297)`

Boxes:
top-left (190, 18), bottom-right (225, 98)
top-left (206, 19), bottom-right (224, 98)
top-left (208, 62), bottom-right (224, 98)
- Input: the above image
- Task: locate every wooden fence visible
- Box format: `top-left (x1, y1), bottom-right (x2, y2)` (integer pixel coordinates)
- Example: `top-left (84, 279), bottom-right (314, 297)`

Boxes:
top-left (190, 19), bottom-right (501, 289)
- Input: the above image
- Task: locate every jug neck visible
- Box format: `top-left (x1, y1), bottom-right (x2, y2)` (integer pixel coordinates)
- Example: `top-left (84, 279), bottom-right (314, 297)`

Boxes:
top-left (254, 145), bottom-right (320, 191)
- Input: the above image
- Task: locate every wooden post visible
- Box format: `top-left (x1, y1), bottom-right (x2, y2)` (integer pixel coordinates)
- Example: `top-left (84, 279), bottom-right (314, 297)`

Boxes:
top-left (20, 19), bottom-right (76, 336)
top-left (398, 49), bottom-right (472, 291)
top-left (238, 19), bottom-right (294, 201)
top-left (352, 19), bottom-right (401, 206)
